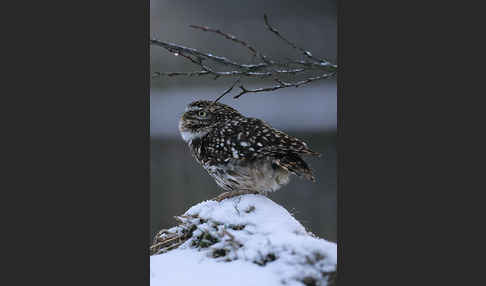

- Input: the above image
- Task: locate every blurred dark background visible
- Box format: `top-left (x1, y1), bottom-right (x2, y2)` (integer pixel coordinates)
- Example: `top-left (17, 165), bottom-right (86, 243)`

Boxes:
top-left (151, 0), bottom-right (337, 241)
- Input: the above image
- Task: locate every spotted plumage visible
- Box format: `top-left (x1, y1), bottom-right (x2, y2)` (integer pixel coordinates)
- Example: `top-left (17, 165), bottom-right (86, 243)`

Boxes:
top-left (179, 100), bottom-right (320, 195)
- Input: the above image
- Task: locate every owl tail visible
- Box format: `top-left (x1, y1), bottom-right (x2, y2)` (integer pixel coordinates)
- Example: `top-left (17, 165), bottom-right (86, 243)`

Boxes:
top-left (302, 148), bottom-right (321, 157)
top-left (274, 154), bottom-right (316, 182)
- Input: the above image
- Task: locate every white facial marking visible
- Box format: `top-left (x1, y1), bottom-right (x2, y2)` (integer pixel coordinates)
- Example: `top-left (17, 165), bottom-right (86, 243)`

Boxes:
top-left (179, 130), bottom-right (208, 143)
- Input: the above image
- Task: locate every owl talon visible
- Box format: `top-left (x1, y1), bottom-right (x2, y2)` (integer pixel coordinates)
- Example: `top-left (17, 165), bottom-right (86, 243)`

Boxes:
top-left (213, 190), bottom-right (260, 202)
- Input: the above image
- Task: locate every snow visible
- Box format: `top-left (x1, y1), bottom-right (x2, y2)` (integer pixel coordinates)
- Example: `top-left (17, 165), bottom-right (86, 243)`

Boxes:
top-left (151, 249), bottom-right (282, 286)
top-left (150, 194), bottom-right (337, 286)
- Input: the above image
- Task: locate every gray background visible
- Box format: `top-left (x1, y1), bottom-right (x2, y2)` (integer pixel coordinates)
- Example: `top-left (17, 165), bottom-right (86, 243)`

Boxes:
top-left (150, 0), bottom-right (337, 242)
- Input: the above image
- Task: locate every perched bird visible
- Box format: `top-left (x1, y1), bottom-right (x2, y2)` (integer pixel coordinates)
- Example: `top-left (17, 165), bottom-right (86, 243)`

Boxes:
top-left (179, 100), bottom-right (320, 201)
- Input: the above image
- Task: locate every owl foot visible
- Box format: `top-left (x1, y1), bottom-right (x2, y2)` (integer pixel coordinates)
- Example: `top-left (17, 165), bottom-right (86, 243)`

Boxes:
top-left (213, 190), bottom-right (261, 202)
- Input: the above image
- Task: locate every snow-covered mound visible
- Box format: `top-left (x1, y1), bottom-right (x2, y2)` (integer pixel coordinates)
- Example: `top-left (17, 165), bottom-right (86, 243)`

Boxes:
top-left (150, 194), bottom-right (337, 286)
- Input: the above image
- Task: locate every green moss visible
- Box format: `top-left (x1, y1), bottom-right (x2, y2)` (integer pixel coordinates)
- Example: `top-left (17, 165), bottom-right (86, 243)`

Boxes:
top-left (302, 276), bottom-right (317, 286)
top-left (193, 231), bottom-right (219, 248)
top-left (230, 224), bottom-right (245, 230)
top-left (212, 248), bottom-right (227, 258)
top-left (254, 253), bottom-right (277, 266)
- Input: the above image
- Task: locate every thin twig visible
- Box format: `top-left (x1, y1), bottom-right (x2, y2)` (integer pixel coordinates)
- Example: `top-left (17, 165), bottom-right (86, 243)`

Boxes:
top-left (189, 25), bottom-right (258, 56)
top-left (152, 240), bottom-right (184, 255)
top-left (189, 24), bottom-right (271, 64)
top-left (263, 14), bottom-right (330, 64)
top-left (293, 60), bottom-right (337, 69)
top-left (152, 70), bottom-right (210, 78)
top-left (213, 78), bottom-right (241, 103)
top-left (152, 68), bottom-right (308, 78)
top-left (151, 235), bottom-right (180, 249)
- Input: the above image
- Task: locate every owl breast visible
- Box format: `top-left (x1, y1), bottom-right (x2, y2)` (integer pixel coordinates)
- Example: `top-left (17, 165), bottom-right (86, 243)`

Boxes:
top-left (203, 159), bottom-right (290, 194)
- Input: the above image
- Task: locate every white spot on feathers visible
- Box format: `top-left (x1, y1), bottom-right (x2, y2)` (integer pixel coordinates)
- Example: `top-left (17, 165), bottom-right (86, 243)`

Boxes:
top-left (231, 147), bottom-right (239, 159)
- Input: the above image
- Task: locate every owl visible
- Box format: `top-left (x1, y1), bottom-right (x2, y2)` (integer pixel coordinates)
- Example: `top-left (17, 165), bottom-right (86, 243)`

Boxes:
top-left (179, 100), bottom-right (320, 201)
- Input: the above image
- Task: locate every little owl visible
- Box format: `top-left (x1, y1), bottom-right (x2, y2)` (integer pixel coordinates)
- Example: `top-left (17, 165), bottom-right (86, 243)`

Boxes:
top-left (179, 100), bottom-right (320, 201)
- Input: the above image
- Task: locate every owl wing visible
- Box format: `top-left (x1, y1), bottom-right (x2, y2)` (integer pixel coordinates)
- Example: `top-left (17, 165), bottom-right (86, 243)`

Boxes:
top-left (205, 117), bottom-right (319, 164)
top-left (247, 119), bottom-right (320, 157)
top-left (206, 118), bottom-right (318, 181)
top-left (218, 118), bottom-right (320, 156)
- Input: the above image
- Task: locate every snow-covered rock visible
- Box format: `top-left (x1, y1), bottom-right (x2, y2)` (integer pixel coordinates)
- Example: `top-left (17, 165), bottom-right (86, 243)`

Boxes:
top-left (150, 194), bottom-right (337, 286)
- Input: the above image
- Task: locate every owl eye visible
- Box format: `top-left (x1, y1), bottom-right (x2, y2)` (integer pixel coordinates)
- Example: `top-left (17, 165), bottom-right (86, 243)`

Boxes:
top-left (198, 111), bottom-right (208, 117)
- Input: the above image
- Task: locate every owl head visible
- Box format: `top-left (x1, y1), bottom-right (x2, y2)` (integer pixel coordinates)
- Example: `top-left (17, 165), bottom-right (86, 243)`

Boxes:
top-left (179, 100), bottom-right (241, 143)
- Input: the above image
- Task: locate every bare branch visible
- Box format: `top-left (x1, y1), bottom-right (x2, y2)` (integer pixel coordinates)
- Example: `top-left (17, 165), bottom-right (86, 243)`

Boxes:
top-left (151, 38), bottom-right (321, 78)
top-left (151, 39), bottom-right (266, 69)
top-left (151, 38), bottom-right (335, 71)
top-left (151, 14), bottom-right (337, 98)
top-left (152, 69), bottom-right (309, 79)
top-left (234, 72), bottom-right (336, 99)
